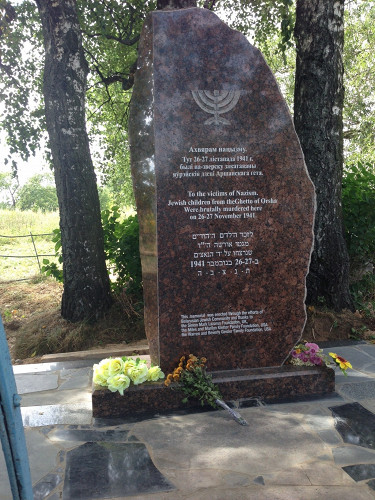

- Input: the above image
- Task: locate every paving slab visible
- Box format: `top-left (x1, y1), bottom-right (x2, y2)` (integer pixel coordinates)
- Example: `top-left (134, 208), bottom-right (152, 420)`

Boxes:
top-left (131, 407), bottom-right (330, 477)
top-left (58, 369), bottom-right (92, 391)
top-left (335, 370), bottom-right (374, 384)
top-left (332, 445), bottom-right (375, 465)
top-left (343, 463), bottom-right (375, 482)
top-left (360, 399), bottom-right (375, 414)
top-left (40, 341), bottom-right (149, 363)
top-left (20, 387), bottom-right (92, 406)
top-left (13, 359), bottom-right (96, 374)
top-left (316, 428), bottom-right (343, 446)
top-left (300, 461), bottom-right (354, 486)
top-left (21, 403), bottom-right (92, 427)
top-left (15, 373), bottom-right (59, 394)
top-left (356, 344), bottom-right (375, 357)
top-left (62, 441), bottom-right (175, 499)
top-left (0, 428), bottom-right (60, 500)
top-left (337, 380), bottom-right (375, 401)
top-left (3, 342), bottom-right (375, 499)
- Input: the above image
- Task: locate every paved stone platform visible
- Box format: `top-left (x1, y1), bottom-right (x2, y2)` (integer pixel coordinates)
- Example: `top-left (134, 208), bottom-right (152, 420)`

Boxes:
top-left (2, 341), bottom-right (375, 499)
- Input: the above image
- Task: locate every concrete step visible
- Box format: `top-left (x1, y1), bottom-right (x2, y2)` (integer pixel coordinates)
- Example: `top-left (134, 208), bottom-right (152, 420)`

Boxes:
top-left (40, 340), bottom-right (149, 363)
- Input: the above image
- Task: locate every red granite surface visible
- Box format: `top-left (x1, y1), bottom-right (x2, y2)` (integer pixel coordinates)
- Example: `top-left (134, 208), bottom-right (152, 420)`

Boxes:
top-left (129, 8), bottom-right (315, 374)
top-left (92, 366), bottom-right (335, 418)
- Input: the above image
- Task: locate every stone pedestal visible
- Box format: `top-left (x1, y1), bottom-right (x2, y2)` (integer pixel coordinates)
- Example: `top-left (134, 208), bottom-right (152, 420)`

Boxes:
top-left (92, 366), bottom-right (335, 418)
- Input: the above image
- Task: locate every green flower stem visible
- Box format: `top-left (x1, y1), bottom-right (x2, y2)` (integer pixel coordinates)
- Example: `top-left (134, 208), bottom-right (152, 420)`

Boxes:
top-left (215, 399), bottom-right (249, 426)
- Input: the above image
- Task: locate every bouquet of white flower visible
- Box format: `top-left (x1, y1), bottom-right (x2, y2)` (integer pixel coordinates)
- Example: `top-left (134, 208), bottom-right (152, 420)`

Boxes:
top-left (93, 356), bottom-right (164, 395)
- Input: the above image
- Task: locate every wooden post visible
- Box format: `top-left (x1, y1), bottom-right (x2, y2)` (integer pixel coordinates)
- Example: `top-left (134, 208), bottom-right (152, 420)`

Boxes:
top-left (0, 316), bottom-right (33, 499)
top-left (29, 232), bottom-right (41, 273)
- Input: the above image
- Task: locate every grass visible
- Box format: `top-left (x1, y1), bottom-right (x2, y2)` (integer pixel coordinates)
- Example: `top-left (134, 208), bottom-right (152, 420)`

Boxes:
top-left (1, 277), bottom-right (145, 362)
top-left (0, 208), bottom-right (59, 235)
top-left (0, 208), bottom-right (146, 361)
top-left (0, 209), bottom-right (60, 282)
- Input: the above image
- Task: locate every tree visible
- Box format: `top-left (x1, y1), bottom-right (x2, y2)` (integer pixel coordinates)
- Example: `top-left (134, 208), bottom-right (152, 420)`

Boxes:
top-left (0, 0), bottom-right (371, 314)
top-left (343, 0), bottom-right (375, 164)
top-left (0, 171), bottom-right (19, 208)
top-left (79, 0), bottom-right (152, 207)
top-left (294, 0), bottom-right (353, 310)
top-left (17, 173), bottom-right (58, 212)
top-left (35, 0), bottom-right (112, 321)
top-left (0, 1), bottom-right (46, 168)
top-left (218, 0), bottom-right (354, 310)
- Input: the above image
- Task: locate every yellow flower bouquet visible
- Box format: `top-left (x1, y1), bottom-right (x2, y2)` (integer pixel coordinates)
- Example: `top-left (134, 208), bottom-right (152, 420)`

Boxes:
top-left (93, 356), bottom-right (164, 395)
top-left (329, 352), bottom-right (353, 375)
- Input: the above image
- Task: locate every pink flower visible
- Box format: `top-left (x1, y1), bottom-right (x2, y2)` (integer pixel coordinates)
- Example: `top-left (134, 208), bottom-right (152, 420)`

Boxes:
top-left (305, 343), bottom-right (319, 354)
top-left (310, 355), bottom-right (322, 366)
top-left (300, 353), bottom-right (309, 363)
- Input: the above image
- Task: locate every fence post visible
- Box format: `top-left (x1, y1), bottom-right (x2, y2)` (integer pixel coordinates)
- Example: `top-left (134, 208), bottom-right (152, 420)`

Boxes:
top-left (29, 232), bottom-right (41, 273)
top-left (0, 316), bottom-right (33, 499)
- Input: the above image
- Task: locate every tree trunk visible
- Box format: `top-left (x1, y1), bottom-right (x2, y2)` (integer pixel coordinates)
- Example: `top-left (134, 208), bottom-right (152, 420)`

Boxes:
top-left (294, 0), bottom-right (354, 311)
top-left (35, 0), bottom-right (112, 322)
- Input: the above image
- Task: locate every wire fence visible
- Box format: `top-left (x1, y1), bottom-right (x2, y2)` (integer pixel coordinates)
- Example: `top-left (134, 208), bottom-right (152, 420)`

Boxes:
top-left (0, 232), bottom-right (56, 283)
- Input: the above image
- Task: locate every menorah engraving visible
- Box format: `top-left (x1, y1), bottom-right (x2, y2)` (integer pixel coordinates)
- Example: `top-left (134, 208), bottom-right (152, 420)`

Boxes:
top-left (191, 89), bottom-right (241, 125)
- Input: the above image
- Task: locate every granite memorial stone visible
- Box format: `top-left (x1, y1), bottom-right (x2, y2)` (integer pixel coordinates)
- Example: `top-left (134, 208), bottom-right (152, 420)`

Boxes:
top-left (129, 6), bottom-right (315, 374)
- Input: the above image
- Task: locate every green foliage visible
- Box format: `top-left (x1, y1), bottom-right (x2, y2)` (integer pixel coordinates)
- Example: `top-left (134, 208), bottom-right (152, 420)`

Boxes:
top-left (0, 207), bottom-right (58, 235)
top-left (179, 366), bottom-right (221, 407)
top-left (350, 273), bottom-right (375, 317)
top-left (98, 185), bottom-right (113, 211)
top-left (101, 207), bottom-right (142, 299)
top-left (79, 0), bottom-right (155, 207)
top-left (41, 228), bottom-right (63, 282)
top-left (0, 0), bottom-right (154, 205)
top-left (342, 162), bottom-right (375, 263)
top-left (343, 1), bottom-right (375, 164)
top-left (0, 208), bottom-right (59, 281)
top-left (17, 174), bottom-right (58, 212)
top-left (214, 1), bottom-right (296, 110)
top-left (167, 355), bottom-right (222, 408)
top-left (218, 0), bottom-right (295, 54)
top-left (42, 207), bottom-right (142, 300)
top-left (0, 171), bottom-right (19, 207)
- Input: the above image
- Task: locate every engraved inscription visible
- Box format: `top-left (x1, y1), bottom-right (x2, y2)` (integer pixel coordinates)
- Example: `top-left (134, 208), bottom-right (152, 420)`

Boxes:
top-left (191, 90), bottom-right (241, 125)
top-left (181, 310), bottom-right (272, 337)
top-left (167, 143), bottom-right (281, 280)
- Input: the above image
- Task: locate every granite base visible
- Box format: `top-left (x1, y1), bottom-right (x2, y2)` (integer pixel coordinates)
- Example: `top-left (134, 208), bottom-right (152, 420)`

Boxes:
top-left (92, 365), bottom-right (335, 418)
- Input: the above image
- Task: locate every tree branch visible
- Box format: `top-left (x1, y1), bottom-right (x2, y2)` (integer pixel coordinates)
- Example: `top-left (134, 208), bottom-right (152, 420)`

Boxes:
top-left (83, 30), bottom-right (140, 46)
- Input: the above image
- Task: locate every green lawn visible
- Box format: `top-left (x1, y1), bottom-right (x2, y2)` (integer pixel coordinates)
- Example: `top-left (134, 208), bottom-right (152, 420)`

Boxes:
top-left (0, 209), bottom-right (59, 282)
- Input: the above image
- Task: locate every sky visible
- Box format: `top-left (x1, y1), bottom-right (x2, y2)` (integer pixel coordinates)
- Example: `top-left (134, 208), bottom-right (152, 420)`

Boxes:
top-left (0, 3), bottom-right (251, 192)
top-left (0, 130), bottom-right (50, 185)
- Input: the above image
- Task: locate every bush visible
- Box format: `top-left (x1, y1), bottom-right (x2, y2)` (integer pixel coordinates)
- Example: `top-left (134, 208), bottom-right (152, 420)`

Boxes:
top-left (350, 272), bottom-right (375, 316)
top-left (42, 208), bottom-right (142, 303)
top-left (101, 207), bottom-right (142, 300)
top-left (41, 228), bottom-right (63, 282)
top-left (342, 162), bottom-right (375, 265)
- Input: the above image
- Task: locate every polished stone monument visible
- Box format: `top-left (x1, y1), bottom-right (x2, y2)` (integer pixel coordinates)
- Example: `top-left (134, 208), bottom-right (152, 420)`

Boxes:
top-left (129, 7), bottom-right (315, 373)
top-left (93, 6), bottom-right (334, 417)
